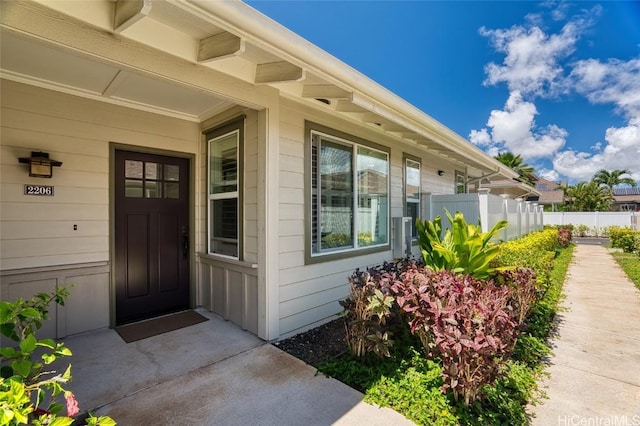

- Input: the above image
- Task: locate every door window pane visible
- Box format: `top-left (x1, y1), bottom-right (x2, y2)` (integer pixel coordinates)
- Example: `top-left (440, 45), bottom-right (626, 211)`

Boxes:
top-left (125, 160), bottom-right (143, 179)
top-left (145, 181), bottom-right (161, 198)
top-left (164, 182), bottom-right (179, 199)
top-left (125, 179), bottom-right (143, 198)
top-left (145, 162), bottom-right (160, 180)
top-left (164, 164), bottom-right (180, 182)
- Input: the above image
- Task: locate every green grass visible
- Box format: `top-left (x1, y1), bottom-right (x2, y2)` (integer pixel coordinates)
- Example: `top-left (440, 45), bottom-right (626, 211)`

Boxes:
top-left (611, 251), bottom-right (640, 291)
top-left (318, 245), bottom-right (575, 426)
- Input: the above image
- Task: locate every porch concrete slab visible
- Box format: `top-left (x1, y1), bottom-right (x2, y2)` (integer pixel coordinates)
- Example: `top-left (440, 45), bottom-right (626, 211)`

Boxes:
top-left (65, 310), bottom-right (413, 425)
top-left (65, 310), bottom-right (264, 413)
top-left (532, 245), bottom-right (640, 425)
top-left (92, 344), bottom-right (413, 425)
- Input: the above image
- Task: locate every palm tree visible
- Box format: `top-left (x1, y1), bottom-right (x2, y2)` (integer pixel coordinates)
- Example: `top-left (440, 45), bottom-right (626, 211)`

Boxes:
top-left (561, 181), bottom-right (611, 212)
top-left (592, 169), bottom-right (637, 192)
top-left (494, 152), bottom-right (535, 186)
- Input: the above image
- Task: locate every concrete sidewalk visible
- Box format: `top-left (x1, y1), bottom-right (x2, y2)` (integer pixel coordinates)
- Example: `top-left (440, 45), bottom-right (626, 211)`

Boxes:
top-left (64, 310), bottom-right (413, 425)
top-left (532, 244), bottom-right (640, 425)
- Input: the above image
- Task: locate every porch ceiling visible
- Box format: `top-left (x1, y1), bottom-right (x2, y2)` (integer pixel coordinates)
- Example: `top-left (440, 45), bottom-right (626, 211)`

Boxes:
top-left (0, 0), bottom-right (517, 180)
top-left (0, 29), bottom-right (232, 121)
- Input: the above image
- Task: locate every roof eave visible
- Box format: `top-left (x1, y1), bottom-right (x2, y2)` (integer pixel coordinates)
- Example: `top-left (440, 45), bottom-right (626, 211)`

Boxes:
top-left (187, 0), bottom-right (517, 179)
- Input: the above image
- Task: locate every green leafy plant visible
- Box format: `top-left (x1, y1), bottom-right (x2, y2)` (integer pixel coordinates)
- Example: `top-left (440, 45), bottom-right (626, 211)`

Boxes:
top-left (0, 288), bottom-right (116, 426)
top-left (340, 263), bottom-right (403, 358)
top-left (416, 210), bottom-right (508, 279)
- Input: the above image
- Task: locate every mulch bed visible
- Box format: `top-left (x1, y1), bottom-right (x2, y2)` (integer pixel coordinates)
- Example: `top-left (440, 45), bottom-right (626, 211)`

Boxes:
top-left (272, 318), bottom-right (348, 367)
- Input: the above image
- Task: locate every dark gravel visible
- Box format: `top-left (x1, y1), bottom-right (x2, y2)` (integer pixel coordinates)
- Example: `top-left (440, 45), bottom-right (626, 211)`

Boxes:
top-left (272, 318), bottom-right (348, 367)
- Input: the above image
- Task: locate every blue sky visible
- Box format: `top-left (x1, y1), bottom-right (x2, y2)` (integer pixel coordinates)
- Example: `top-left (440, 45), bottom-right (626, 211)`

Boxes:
top-left (247, 1), bottom-right (640, 184)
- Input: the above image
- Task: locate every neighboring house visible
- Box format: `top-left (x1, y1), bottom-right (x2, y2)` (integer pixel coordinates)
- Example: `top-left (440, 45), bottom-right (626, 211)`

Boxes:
top-left (0, 0), bottom-right (521, 341)
top-left (531, 178), bottom-right (565, 211)
top-left (533, 179), bottom-right (639, 212)
top-left (612, 188), bottom-right (640, 212)
top-left (479, 176), bottom-right (541, 200)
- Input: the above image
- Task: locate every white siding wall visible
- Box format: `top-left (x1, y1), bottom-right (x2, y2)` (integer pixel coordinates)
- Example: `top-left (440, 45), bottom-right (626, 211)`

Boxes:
top-left (0, 80), bottom-right (199, 337)
top-left (1, 80), bottom-right (199, 270)
top-left (276, 98), bottom-right (461, 337)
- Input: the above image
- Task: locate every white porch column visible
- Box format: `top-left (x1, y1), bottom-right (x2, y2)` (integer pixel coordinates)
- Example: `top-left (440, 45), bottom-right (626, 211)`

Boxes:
top-left (257, 95), bottom-right (280, 340)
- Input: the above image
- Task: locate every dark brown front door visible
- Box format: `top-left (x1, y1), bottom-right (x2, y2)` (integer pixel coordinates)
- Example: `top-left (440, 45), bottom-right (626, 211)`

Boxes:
top-left (115, 150), bottom-right (190, 325)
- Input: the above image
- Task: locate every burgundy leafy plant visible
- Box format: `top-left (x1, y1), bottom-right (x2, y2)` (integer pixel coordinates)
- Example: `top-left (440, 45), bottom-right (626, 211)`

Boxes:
top-left (391, 267), bottom-right (519, 405)
top-left (557, 228), bottom-right (572, 248)
top-left (494, 267), bottom-right (538, 325)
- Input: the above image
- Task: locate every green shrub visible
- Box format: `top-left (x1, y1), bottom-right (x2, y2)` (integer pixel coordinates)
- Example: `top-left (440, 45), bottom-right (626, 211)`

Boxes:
top-left (513, 335), bottom-right (552, 368)
top-left (574, 224), bottom-right (590, 237)
top-left (416, 210), bottom-right (508, 279)
top-left (457, 360), bottom-right (540, 426)
top-left (609, 227), bottom-right (639, 252)
top-left (365, 351), bottom-right (458, 426)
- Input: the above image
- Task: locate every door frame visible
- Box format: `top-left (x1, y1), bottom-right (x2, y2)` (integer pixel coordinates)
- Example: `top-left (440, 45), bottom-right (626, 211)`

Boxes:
top-left (109, 143), bottom-right (196, 328)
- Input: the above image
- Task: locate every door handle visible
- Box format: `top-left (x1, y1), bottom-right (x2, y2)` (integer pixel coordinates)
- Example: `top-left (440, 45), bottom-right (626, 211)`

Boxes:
top-left (182, 234), bottom-right (189, 259)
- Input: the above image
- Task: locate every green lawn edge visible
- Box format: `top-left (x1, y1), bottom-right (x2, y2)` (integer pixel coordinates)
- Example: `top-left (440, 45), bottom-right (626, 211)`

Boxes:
top-left (611, 251), bottom-right (640, 291)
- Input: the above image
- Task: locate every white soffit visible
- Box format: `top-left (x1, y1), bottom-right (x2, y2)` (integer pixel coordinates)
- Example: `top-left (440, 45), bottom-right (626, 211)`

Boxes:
top-left (0, 30), bottom-right (229, 120)
top-left (106, 71), bottom-right (225, 116)
top-left (0, 31), bottom-right (120, 95)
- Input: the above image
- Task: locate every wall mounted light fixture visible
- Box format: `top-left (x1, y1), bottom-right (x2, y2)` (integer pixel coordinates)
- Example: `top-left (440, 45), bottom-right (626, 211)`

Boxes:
top-left (437, 170), bottom-right (445, 176)
top-left (18, 151), bottom-right (63, 178)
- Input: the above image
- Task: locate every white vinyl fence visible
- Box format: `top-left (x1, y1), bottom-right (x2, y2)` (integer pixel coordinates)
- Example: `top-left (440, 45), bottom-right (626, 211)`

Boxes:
top-left (544, 211), bottom-right (640, 235)
top-left (423, 189), bottom-right (543, 241)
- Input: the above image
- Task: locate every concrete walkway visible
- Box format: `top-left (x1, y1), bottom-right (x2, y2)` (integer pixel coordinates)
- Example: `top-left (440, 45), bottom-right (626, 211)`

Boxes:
top-left (532, 244), bottom-right (640, 425)
top-left (64, 310), bottom-right (413, 425)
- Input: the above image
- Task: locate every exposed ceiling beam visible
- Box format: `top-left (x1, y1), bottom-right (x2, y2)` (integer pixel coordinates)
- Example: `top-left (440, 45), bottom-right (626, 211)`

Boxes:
top-left (361, 112), bottom-right (391, 125)
top-left (198, 32), bottom-right (245, 62)
top-left (383, 123), bottom-right (407, 133)
top-left (114, 0), bottom-right (152, 33)
top-left (301, 84), bottom-right (351, 100)
top-left (255, 61), bottom-right (304, 84)
top-left (334, 100), bottom-right (368, 113)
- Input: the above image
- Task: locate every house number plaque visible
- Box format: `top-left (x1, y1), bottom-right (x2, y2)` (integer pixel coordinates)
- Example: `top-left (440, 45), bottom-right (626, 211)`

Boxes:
top-left (24, 184), bottom-right (54, 196)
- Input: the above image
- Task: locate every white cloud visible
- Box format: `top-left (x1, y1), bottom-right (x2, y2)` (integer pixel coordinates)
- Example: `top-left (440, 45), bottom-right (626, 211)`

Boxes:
top-left (571, 57), bottom-right (640, 123)
top-left (470, 5), bottom-right (640, 184)
top-left (469, 91), bottom-right (567, 159)
top-left (478, 8), bottom-right (599, 98)
top-left (538, 168), bottom-right (560, 182)
top-left (552, 123), bottom-right (640, 181)
top-left (551, 57), bottom-right (640, 182)
top-left (469, 128), bottom-right (491, 146)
